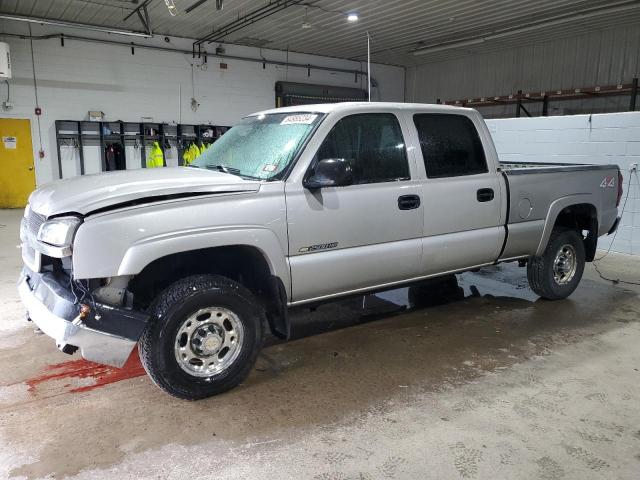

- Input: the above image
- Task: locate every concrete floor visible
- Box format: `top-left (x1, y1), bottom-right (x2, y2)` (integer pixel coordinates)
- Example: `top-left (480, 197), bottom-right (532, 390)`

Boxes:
top-left (1, 208), bottom-right (639, 480)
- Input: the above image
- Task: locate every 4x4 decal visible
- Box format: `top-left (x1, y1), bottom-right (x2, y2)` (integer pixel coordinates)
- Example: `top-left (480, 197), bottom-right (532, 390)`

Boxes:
top-left (600, 177), bottom-right (615, 188)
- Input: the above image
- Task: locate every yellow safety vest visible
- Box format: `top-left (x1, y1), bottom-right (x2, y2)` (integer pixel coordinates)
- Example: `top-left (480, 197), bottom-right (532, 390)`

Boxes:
top-left (146, 141), bottom-right (164, 168)
top-left (182, 146), bottom-right (191, 165)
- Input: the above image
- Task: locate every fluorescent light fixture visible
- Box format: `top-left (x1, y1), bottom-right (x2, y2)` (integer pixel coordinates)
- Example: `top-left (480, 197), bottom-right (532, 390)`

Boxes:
top-left (413, 38), bottom-right (484, 55)
top-left (412, 0), bottom-right (640, 56)
top-left (347, 13), bottom-right (359, 22)
top-left (0, 13), bottom-right (152, 38)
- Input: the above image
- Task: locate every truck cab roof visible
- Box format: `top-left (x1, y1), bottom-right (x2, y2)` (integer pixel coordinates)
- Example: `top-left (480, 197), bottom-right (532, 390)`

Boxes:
top-left (251, 101), bottom-right (475, 117)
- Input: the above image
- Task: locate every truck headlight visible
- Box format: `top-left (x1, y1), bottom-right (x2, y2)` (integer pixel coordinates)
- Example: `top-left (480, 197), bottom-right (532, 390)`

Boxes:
top-left (37, 217), bottom-right (82, 247)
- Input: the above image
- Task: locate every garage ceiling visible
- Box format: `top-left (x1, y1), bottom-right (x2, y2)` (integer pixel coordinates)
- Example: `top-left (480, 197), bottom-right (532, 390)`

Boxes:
top-left (2, 0), bottom-right (640, 66)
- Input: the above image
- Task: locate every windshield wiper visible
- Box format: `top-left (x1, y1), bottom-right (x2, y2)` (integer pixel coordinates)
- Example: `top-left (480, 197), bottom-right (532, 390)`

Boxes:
top-left (202, 164), bottom-right (261, 180)
top-left (205, 164), bottom-right (238, 175)
top-left (188, 163), bottom-right (263, 180)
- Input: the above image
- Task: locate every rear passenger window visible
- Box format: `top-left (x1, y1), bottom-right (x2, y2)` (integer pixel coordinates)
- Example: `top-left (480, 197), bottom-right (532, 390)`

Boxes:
top-left (315, 113), bottom-right (410, 184)
top-left (413, 114), bottom-right (488, 178)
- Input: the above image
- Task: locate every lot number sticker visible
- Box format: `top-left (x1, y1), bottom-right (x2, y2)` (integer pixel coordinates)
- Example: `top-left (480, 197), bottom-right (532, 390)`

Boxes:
top-left (281, 114), bottom-right (318, 125)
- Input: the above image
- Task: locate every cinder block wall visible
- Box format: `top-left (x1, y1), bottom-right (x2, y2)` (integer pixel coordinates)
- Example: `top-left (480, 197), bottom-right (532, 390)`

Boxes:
top-left (487, 112), bottom-right (640, 255)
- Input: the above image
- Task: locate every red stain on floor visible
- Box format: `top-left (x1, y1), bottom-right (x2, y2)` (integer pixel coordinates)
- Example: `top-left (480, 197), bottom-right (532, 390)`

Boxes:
top-left (26, 353), bottom-right (146, 394)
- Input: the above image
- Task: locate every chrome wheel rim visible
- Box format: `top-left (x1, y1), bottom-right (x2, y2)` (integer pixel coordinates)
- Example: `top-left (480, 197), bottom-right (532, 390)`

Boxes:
top-left (174, 307), bottom-right (244, 377)
top-left (552, 244), bottom-right (577, 285)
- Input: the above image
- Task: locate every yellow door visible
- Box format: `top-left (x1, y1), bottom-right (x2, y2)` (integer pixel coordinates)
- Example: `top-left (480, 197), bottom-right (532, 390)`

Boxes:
top-left (0, 118), bottom-right (36, 208)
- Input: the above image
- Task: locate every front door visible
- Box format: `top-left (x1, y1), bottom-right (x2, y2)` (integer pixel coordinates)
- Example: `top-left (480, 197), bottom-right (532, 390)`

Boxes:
top-left (286, 112), bottom-right (424, 303)
top-left (0, 118), bottom-right (36, 208)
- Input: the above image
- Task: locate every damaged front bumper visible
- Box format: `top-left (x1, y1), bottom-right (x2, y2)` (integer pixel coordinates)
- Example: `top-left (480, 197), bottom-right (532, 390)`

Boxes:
top-left (18, 267), bottom-right (149, 368)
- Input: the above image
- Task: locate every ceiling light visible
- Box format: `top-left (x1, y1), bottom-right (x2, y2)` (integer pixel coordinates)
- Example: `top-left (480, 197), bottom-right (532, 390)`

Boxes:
top-left (165, 0), bottom-right (178, 16)
top-left (302, 7), bottom-right (312, 29)
top-left (0, 12), bottom-right (152, 37)
top-left (413, 38), bottom-right (484, 55)
top-left (347, 13), bottom-right (359, 22)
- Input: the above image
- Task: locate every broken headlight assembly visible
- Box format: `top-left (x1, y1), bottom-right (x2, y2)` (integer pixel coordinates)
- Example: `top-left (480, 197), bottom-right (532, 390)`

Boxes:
top-left (37, 216), bottom-right (82, 248)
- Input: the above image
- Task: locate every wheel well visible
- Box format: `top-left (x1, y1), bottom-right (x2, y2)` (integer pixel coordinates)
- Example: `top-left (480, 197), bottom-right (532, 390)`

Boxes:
top-left (553, 203), bottom-right (598, 261)
top-left (128, 246), bottom-right (289, 338)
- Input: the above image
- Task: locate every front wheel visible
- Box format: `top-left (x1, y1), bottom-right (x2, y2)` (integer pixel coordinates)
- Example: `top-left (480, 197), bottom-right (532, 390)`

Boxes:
top-left (527, 227), bottom-right (586, 300)
top-left (139, 274), bottom-right (264, 400)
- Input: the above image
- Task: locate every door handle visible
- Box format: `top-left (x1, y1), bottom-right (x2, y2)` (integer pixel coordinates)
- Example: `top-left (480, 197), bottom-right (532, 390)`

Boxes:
top-left (477, 188), bottom-right (494, 202)
top-left (398, 194), bottom-right (421, 210)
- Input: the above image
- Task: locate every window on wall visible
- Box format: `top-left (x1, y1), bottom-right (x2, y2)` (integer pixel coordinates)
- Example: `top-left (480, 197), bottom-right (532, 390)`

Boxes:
top-left (413, 114), bottom-right (488, 178)
top-left (314, 113), bottom-right (410, 184)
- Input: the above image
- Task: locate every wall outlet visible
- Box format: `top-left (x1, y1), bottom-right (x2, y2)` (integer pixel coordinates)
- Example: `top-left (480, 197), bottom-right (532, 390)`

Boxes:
top-left (630, 162), bottom-right (638, 173)
top-left (2, 100), bottom-right (13, 110)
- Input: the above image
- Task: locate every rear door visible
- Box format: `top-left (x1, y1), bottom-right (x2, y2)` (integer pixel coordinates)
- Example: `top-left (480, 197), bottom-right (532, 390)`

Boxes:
top-left (408, 112), bottom-right (504, 275)
top-left (285, 111), bottom-right (424, 303)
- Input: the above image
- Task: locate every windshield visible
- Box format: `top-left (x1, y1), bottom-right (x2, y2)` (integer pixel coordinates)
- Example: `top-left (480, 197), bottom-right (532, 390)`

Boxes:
top-left (191, 112), bottom-right (323, 180)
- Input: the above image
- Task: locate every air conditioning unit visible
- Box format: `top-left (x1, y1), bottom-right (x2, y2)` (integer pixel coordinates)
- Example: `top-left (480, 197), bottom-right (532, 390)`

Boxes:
top-left (0, 42), bottom-right (11, 79)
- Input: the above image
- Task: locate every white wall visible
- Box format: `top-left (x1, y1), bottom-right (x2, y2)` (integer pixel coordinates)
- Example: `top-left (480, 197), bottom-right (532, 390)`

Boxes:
top-left (406, 24), bottom-right (640, 118)
top-left (487, 112), bottom-right (640, 255)
top-left (0, 23), bottom-right (404, 185)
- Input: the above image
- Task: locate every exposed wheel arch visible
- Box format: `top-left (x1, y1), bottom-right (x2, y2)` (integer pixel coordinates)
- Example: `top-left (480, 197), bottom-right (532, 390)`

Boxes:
top-left (536, 196), bottom-right (598, 261)
top-left (128, 245), bottom-right (289, 339)
top-left (551, 203), bottom-right (598, 262)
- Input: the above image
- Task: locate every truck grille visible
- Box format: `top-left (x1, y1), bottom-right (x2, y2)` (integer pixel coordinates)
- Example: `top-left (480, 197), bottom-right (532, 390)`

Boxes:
top-left (21, 208), bottom-right (46, 272)
top-left (26, 210), bottom-right (46, 238)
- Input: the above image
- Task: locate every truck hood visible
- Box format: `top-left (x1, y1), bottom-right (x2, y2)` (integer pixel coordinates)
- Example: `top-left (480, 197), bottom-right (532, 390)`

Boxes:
top-left (29, 167), bottom-right (261, 217)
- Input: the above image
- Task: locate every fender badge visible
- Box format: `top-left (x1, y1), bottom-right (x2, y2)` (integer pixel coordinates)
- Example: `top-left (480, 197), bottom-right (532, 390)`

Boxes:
top-left (299, 242), bottom-right (338, 253)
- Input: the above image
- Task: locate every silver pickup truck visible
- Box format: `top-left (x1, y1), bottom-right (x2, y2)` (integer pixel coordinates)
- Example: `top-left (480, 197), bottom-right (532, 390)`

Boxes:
top-left (18, 102), bottom-right (622, 399)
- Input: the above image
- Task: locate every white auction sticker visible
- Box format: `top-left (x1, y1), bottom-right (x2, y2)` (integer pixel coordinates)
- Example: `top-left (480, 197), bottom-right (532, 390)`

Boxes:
top-left (2, 136), bottom-right (17, 149)
top-left (280, 114), bottom-right (318, 125)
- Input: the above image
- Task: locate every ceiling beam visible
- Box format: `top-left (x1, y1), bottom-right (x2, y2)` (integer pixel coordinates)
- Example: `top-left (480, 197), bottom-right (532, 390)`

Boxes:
top-left (185, 0), bottom-right (209, 14)
top-left (122, 0), bottom-right (153, 36)
top-left (194, 0), bottom-right (305, 46)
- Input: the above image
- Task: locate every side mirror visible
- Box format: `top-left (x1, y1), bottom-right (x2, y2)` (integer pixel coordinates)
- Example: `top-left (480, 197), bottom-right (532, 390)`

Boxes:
top-left (304, 158), bottom-right (354, 189)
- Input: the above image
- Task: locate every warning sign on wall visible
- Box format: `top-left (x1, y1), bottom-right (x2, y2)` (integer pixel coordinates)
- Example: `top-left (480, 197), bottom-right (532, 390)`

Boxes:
top-left (2, 136), bottom-right (17, 149)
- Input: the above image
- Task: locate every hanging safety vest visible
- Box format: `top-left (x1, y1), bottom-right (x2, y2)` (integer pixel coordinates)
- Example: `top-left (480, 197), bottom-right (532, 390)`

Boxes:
top-left (183, 144), bottom-right (193, 165)
top-left (146, 141), bottom-right (164, 168)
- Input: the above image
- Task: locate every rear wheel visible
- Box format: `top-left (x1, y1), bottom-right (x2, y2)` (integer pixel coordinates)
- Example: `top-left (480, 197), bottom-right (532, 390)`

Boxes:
top-left (527, 227), bottom-right (585, 300)
top-left (139, 274), bottom-right (264, 400)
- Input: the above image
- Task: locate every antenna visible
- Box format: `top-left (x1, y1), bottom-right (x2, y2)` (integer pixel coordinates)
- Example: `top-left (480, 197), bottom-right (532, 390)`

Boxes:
top-left (367, 31), bottom-right (371, 102)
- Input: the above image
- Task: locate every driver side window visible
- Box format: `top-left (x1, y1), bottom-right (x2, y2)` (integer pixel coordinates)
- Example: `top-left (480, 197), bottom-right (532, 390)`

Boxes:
top-left (314, 113), bottom-right (410, 185)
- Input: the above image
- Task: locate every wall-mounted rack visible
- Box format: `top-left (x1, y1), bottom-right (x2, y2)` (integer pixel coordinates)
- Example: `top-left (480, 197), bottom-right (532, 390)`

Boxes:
top-left (54, 120), bottom-right (230, 179)
top-left (439, 78), bottom-right (639, 118)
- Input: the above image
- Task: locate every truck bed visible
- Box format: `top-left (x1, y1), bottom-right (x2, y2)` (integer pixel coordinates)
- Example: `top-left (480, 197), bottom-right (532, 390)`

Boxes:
top-left (497, 160), bottom-right (620, 261)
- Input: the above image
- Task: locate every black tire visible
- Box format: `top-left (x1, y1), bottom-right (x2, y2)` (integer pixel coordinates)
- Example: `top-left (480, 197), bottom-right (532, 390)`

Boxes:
top-left (527, 227), bottom-right (585, 300)
top-left (138, 274), bottom-right (264, 400)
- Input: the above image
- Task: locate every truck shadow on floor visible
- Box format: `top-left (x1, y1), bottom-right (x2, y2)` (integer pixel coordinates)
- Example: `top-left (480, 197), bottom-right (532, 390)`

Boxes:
top-left (283, 266), bottom-right (537, 344)
top-left (6, 264), bottom-right (639, 479)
